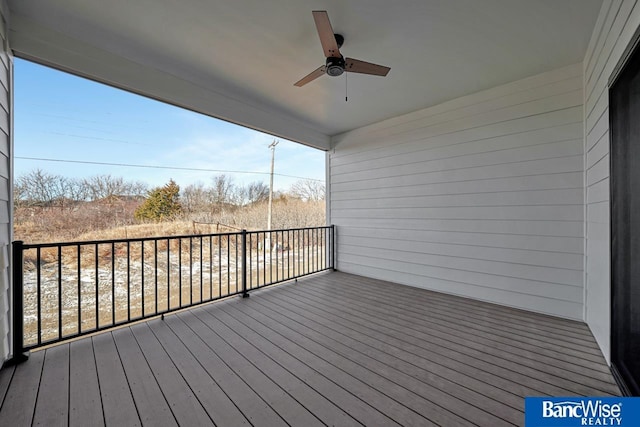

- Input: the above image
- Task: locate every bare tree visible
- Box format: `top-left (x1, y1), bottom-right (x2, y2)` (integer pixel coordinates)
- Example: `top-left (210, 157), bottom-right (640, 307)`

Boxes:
top-left (182, 182), bottom-right (211, 214)
top-left (66, 178), bottom-right (89, 202)
top-left (83, 174), bottom-right (147, 201)
top-left (17, 169), bottom-right (69, 206)
top-left (241, 181), bottom-right (270, 205)
top-left (13, 178), bottom-right (27, 208)
top-left (210, 174), bottom-right (239, 208)
top-left (289, 179), bottom-right (325, 201)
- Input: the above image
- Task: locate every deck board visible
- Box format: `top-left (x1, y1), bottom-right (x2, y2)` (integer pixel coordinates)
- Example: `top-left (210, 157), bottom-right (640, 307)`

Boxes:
top-left (0, 364), bottom-right (14, 407)
top-left (129, 323), bottom-right (214, 426)
top-left (180, 309), bottom-right (324, 427)
top-left (332, 275), bottom-right (605, 356)
top-left (0, 271), bottom-right (621, 426)
top-left (219, 297), bottom-right (506, 426)
top-left (69, 339), bottom-right (103, 426)
top-left (331, 275), bottom-right (603, 353)
top-left (92, 333), bottom-right (140, 427)
top-left (278, 282), bottom-right (578, 396)
top-left (245, 293), bottom-right (523, 424)
top-left (111, 327), bottom-right (177, 427)
top-left (145, 318), bottom-right (250, 427)
top-left (283, 279), bottom-right (618, 396)
top-left (161, 314), bottom-right (287, 427)
top-left (191, 307), bottom-right (344, 427)
top-left (0, 349), bottom-right (44, 427)
top-left (298, 278), bottom-right (619, 393)
top-left (335, 277), bottom-right (617, 386)
top-left (202, 304), bottom-right (401, 427)
top-left (341, 280), bottom-right (614, 379)
top-left (33, 344), bottom-right (69, 427)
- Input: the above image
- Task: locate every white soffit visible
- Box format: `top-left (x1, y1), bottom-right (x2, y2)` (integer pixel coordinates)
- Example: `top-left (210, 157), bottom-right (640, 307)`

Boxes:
top-left (7, 0), bottom-right (602, 150)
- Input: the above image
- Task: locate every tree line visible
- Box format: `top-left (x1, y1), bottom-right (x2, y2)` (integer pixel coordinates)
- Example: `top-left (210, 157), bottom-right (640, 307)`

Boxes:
top-left (14, 169), bottom-right (325, 210)
top-left (14, 169), bottom-right (147, 207)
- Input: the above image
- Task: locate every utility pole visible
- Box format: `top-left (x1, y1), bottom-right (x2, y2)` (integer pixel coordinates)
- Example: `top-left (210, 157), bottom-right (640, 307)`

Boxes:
top-left (267, 140), bottom-right (279, 231)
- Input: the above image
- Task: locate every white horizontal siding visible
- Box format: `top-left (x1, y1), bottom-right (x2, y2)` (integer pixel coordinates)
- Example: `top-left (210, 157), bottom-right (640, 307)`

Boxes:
top-left (0, 0), bottom-right (9, 364)
top-left (330, 63), bottom-right (585, 320)
top-left (582, 0), bottom-right (640, 363)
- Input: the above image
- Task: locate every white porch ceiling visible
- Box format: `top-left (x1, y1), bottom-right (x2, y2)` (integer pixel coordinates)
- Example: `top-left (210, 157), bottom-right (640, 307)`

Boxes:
top-left (7, 0), bottom-right (602, 150)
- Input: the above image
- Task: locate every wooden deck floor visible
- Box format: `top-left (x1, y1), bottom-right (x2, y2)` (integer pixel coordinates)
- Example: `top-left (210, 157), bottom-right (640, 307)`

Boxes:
top-left (0, 271), bottom-right (620, 426)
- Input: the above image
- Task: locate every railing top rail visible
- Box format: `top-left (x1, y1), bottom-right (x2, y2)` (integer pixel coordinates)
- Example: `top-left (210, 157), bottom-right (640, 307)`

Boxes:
top-left (245, 225), bottom-right (332, 234)
top-left (18, 225), bottom-right (333, 249)
top-left (19, 231), bottom-right (243, 249)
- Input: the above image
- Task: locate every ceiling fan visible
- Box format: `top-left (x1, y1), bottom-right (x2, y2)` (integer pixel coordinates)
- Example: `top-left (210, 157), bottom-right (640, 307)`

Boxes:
top-left (294, 10), bottom-right (391, 87)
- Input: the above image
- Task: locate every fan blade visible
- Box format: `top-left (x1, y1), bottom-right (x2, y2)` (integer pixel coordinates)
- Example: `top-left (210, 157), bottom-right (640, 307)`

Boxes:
top-left (313, 11), bottom-right (341, 58)
top-left (345, 58), bottom-right (390, 76)
top-left (294, 65), bottom-right (326, 87)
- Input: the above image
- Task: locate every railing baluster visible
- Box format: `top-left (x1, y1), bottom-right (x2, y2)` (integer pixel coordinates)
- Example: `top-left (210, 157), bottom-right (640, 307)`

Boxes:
top-left (126, 242), bottom-right (130, 322)
top-left (319, 229), bottom-right (323, 270)
top-left (167, 238), bottom-right (170, 311)
top-left (287, 230), bottom-right (291, 279)
top-left (200, 236), bottom-right (203, 303)
top-left (77, 245), bottom-right (82, 334)
top-left (241, 230), bottom-right (248, 298)
top-left (36, 247), bottom-right (41, 346)
top-left (95, 243), bottom-right (99, 330)
top-left (141, 241), bottom-right (145, 317)
top-left (323, 227), bottom-right (327, 269)
top-left (178, 238), bottom-right (182, 308)
top-left (307, 229), bottom-right (310, 274)
top-left (189, 238), bottom-right (193, 305)
top-left (111, 242), bottom-right (115, 326)
top-left (279, 230), bottom-right (283, 281)
top-left (58, 246), bottom-right (62, 339)
top-left (327, 227), bottom-right (330, 269)
top-left (331, 225), bottom-right (335, 270)
top-left (11, 241), bottom-right (26, 362)
top-left (209, 236), bottom-right (213, 300)
top-left (154, 239), bottom-right (158, 315)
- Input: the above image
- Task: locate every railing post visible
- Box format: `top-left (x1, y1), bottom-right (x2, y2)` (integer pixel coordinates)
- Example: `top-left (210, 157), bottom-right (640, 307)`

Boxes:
top-left (10, 241), bottom-right (28, 364)
top-left (331, 225), bottom-right (336, 271)
top-left (241, 230), bottom-right (249, 298)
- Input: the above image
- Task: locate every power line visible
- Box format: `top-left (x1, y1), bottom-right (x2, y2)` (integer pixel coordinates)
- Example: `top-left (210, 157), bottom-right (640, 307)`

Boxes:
top-left (15, 156), bottom-right (324, 182)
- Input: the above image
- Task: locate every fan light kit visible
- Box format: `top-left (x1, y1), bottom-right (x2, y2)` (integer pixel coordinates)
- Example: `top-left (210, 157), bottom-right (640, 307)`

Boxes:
top-left (294, 11), bottom-right (390, 87)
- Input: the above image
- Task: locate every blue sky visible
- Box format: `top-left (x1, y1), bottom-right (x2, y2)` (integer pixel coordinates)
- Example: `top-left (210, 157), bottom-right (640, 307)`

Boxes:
top-left (14, 58), bottom-right (325, 191)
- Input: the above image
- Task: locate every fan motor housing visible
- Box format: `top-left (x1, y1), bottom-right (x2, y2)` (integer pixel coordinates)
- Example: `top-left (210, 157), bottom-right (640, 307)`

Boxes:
top-left (326, 56), bottom-right (345, 77)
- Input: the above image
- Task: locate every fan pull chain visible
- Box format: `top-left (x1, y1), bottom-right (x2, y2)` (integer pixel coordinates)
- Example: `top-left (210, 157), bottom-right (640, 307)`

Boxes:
top-left (345, 72), bottom-right (348, 102)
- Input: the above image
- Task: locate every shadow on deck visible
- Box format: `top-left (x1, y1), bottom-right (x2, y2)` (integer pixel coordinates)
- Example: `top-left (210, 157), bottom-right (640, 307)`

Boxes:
top-left (0, 271), bottom-right (620, 426)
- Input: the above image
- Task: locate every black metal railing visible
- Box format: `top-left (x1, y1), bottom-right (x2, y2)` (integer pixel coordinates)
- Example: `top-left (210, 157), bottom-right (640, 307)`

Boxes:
top-left (12, 225), bottom-right (334, 354)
